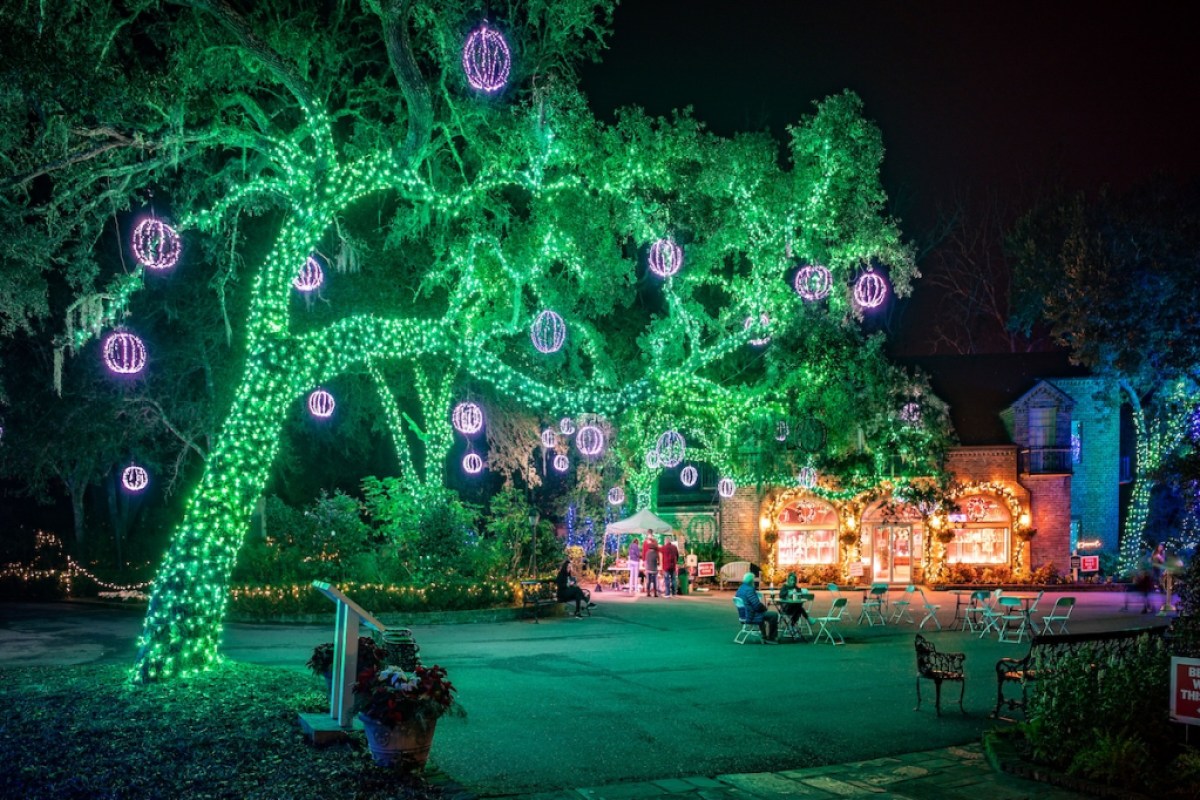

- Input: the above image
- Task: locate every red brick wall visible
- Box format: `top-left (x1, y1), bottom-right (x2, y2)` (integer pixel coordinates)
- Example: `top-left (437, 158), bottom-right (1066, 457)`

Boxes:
top-left (1021, 474), bottom-right (1072, 571)
top-left (719, 486), bottom-right (762, 564)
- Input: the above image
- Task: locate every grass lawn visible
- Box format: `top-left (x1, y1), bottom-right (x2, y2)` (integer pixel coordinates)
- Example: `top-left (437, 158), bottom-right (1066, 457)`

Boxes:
top-left (0, 663), bottom-right (462, 800)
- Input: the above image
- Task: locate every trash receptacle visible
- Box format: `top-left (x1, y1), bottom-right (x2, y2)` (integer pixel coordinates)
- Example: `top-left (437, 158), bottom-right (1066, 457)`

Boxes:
top-left (677, 569), bottom-right (689, 595)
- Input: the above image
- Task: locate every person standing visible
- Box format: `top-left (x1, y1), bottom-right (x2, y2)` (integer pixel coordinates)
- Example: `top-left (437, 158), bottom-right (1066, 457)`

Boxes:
top-left (660, 537), bottom-right (679, 597)
top-left (626, 537), bottom-right (641, 595)
top-left (643, 536), bottom-right (660, 597)
top-left (1152, 543), bottom-right (1167, 590)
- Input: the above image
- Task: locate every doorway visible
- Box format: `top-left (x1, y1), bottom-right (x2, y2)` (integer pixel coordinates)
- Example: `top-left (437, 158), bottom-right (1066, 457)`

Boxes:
top-left (873, 525), bottom-right (914, 584)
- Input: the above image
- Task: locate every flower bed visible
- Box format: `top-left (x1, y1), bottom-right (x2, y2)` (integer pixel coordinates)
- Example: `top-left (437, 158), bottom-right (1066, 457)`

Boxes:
top-left (227, 578), bottom-right (517, 618)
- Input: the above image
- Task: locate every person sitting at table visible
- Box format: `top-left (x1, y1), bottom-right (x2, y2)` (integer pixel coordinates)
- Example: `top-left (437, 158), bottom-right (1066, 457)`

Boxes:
top-left (735, 571), bottom-right (779, 642)
top-left (555, 558), bottom-right (596, 617)
top-left (777, 572), bottom-right (812, 628)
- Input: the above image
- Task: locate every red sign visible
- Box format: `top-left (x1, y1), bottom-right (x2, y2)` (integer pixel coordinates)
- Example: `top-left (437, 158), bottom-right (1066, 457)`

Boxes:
top-left (1079, 555), bottom-right (1100, 572)
top-left (1171, 657), bottom-right (1200, 725)
top-left (697, 561), bottom-right (715, 578)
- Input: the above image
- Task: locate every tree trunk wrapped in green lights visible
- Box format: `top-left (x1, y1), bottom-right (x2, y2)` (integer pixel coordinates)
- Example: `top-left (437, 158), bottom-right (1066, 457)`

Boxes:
top-left (1, 1), bottom-right (949, 682)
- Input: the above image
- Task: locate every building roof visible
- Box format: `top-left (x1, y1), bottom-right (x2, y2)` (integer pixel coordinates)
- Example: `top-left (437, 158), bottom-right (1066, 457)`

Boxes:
top-left (897, 352), bottom-right (1091, 446)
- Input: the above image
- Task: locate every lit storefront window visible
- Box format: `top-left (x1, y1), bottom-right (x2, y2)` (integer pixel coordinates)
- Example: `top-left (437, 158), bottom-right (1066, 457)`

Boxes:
top-left (776, 500), bottom-right (838, 565)
top-left (947, 495), bottom-right (1010, 564)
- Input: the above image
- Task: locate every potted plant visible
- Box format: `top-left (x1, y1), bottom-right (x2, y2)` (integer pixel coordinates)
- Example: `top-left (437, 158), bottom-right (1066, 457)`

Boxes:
top-left (353, 663), bottom-right (465, 769)
top-left (307, 637), bottom-right (387, 690)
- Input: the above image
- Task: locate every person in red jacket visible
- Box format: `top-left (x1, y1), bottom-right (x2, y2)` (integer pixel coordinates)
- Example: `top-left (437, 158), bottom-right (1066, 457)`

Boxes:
top-left (660, 537), bottom-right (679, 597)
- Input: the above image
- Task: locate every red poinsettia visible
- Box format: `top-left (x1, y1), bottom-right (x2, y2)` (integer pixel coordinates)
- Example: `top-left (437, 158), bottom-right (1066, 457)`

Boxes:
top-left (353, 663), bottom-right (464, 727)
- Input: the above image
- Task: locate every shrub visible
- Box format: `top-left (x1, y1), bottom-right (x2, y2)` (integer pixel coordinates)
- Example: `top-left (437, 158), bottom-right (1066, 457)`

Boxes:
top-left (1029, 562), bottom-right (1065, 585)
top-left (944, 563), bottom-right (978, 584)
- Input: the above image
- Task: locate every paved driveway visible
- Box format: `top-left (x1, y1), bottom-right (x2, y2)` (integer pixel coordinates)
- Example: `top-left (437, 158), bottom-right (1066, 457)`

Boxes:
top-left (0, 589), bottom-right (1168, 795)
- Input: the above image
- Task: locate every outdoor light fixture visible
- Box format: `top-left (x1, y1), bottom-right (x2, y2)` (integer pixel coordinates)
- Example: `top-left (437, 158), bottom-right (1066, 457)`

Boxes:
top-left (122, 465), bottom-right (149, 492)
top-left (530, 309), bottom-right (566, 354)
top-left (462, 22), bottom-right (511, 93)
top-left (656, 430), bottom-right (686, 468)
top-left (794, 264), bottom-right (832, 301)
top-left (559, 417), bottom-right (576, 435)
top-left (307, 388), bottom-right (335, 418)
top-left (743, 313), bottom-right (771, 346)
top-left (451, 401), bottom-right (484, 435)
top-left (292, 255), bottom-right (324, 292)
top-left (553, 454), bottom-right (570, 472)
top-left (680, 465), bottom-right (698, 487)
top-left (648, 237), bottom-right (683, 278)
top-left (576, 424), bottom-right (605, 456)
top-left (463, 453), bottom-right (484, 474)
top-left (103, 332), bottom-right (147, 375)
top-left (540, 428), bottom-right (557, 448)
top-left (854, 269), bottom-right (888, 309)
top-left (718, 477), bottom-right (736, 498)
top-left (608, 487), bottom-right (625, 505)
top-left (131, 216), bottom-right (181, 271)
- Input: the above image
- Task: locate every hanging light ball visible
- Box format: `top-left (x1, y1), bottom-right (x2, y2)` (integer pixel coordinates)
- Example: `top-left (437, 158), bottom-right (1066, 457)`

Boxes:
top-left (576, 424), bottom-right (605, 456)
top-left (648, 238), bottom-right (683, 278)
top-left (293, 255), bottom-right (324, 292)
top-left (794, 264), bottom-right (832, 301)
top-left (122, 465), bottom-right (149, 492)
top-left (531, 309), bottom-right (567, 354)
top-left (797, 466), bottom-right (818, 489)
top-left (308, 388), bottom-right (335, 418)
top-left (103, 332), bottom-right (147, 375)
top-left (644, 450), bottom-right (659, 469)
top-left (131, 217), bottom-right (181, 271)
top-left (553, 453), bottom-right (570, 472)
top-left (656, 430), bottom-right (686, 468)
top-left (608, 487), bottom-right (625, 506)
top-left (854, 270), bottom-right (888, 309)
top-left (680, 465), bottom-right (698, 487)
top-left (900, 402), bottom-right (922, 425)
top-left (451, 401), bottom-right (484, 435)
top-left (559, 417), bottom-right (576, 435)
top-left (744, 313), bottom-right (771, 346)
top-left (717, 477), bottom-right (737, 498)
top-left (540, 428), bottom-right (558, 448)
top-left (462, 22), bottom-right (511, 93)
top-left (463, 453), bottom-right (485, 474)
top-left (775, 420), bottom-right (789, 442)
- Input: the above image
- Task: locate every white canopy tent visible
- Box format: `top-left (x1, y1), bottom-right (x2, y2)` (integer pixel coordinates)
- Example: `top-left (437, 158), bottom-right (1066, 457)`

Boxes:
top-left (597, 509), bottom-right (675, 591)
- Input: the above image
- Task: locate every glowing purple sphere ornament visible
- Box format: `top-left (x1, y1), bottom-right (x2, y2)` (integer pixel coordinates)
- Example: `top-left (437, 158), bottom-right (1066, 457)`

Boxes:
top-left (452, 401), bottom-right (484, 435)
top-left (308, 388), bottom-right (335, 418)
top-left (540, 428), bottom-right (558, 448)
top-left (794, 264), bottom-right (832, 301)
top-left (103, 332), bottom-right (147, 375)
top-left (293, 256), bottom-right (324, 293)
top-left (131, 216), bottom-right (181, 271)
top-left (553, 453), bottom-right (570, 473)
top-left (775, 420), bottom-right (789, 442)
top-left (608, 487), bottom-right (625, 506)
top-left (854, 270), bottom-right (888, 309)
top-left (648, 238), bottom-right (683, 278)
top-left (680, 465), bottom-right (698, 487)
top-left (463, 453), bottom-right (485, 474)
top-left (717, 477), bottom-right (737, 498)
top-left (122, 465), bottom-right (149, 493)
top-left (645, 450), bottom-right (659, 469)
top-left (744, 313), bottom-right (771, 346)
top-left (559, 417), bottom-right (576, 435)
top-left (656, 430), bottom-right (686, 468)
top-left (462, 22), bottom-right (511, 93)
top-left (531, 310), bottom-right (566, 354)
top-left (797, 466), bottom-right (818, 489)
top-left (576, 425), bottom-right (605, 457)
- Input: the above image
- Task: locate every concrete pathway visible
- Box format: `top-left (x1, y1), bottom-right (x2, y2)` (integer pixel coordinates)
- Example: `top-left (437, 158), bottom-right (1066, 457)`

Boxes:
top-left (0, 588), bottom-right (1167, 797)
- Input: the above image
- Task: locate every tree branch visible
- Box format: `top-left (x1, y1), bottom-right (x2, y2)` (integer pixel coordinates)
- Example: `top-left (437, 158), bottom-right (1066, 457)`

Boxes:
top-left (378, 0), bottom-right (433, 165)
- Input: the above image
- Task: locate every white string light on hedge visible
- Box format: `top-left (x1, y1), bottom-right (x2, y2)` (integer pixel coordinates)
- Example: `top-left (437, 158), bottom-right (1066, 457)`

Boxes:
top-left (793, 264), bottom-right (832, 301)
top-left (103, 331), bottom-right (147, 375)
top-left (307, 388), bottom-right (335, 418)
top-left (656, 430), bottom-right (686, 468)
top-left (292, 255), bottom-right (324, 293)
top-left (854, 269), bottom-right (888, 309)
top-left (131, 216), bottom-right (181, 271)
top-left (680, 464), bottom-right (698, 487)
top-left (717, 477), bottom-right (737, 498)
top-left (530, 309), bottom-right (566, 354)
top-left (462, 22), bottom-right (511, 93)
top-left (608, 487), bottom-right (625, 506)
top-left (576, 424), bottom-right (605, 456)
top-left (648, 237), bottom-right (683, 278)
top-left (553, 453), bottom-right (570, 472)
top-left (451, 401), bottom-right (484, 435)
top-left (122, 465), bottom-right (150, 492)
top-left (463, 452), bottom-right (485, 474)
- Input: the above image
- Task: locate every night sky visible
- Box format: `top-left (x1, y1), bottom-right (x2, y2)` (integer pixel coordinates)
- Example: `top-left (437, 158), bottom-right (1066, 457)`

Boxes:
top-left (580, 2), bottom-right (1200, 235)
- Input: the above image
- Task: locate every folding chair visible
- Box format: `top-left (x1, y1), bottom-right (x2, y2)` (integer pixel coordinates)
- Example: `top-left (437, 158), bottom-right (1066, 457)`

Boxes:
top-left (977, 589), bottom-right (1005, 638)
top-left (996, 596), bottom-right (1028, 643)
top-left (1022, 590), bottom-right (1046, 635)
top-left (858, 583), bottom-right (888, 626)
top-left (732, 597), bottom-right (763, 644)
top-left (777, 591), bottom-right (813, 641)
top-left (890, 585), bottom-right (917, 624)
top-left (962, 590), bottom-right (991, 632)
top-left (916, 587), bottom-right (942, 630)
top-left (1040, 596), bottom-right (1076, 634)
top-left (812, 597), bottom-right (848, 645)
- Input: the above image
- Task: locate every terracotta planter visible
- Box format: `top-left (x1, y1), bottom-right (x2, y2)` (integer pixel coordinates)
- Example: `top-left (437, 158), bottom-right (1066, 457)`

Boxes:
top-left (358, 713), bottom-right (438, 770)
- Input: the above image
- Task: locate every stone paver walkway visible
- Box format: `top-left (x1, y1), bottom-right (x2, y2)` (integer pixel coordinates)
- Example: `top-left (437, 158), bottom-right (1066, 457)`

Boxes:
top-left (503, 744), bottom-right (1087, 800)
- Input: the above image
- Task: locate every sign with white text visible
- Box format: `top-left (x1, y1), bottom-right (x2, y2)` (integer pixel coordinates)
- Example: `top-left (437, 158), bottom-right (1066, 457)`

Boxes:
top-left (1079, 555), bottom-right (1100, 573)
top-left (1170, 657), bottom-right (1200, 725)
top-left (697, 561), bottom-right (715, 578)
